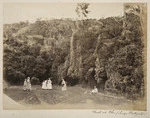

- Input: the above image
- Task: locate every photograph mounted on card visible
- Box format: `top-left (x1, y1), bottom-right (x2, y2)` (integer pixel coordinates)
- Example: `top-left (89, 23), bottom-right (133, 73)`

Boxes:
top-left (3, 2), bottom-right (147, 110)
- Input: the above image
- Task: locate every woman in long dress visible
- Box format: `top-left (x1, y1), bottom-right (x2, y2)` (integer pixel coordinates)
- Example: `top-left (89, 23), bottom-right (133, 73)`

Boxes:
top-left (27, 77), bottom-right (32, 91)
top-left (23, 79), bottom-right (27, 90)
top-left (42, 80), bottom-right (47, 89)
top-left (47, 78), bottom-right (52, 90)
top-left (61, 79), bottom-right (67, 91)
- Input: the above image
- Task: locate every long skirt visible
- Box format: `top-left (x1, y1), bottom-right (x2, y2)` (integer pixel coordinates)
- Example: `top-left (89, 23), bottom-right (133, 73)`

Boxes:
top-left (47, 83), bottom-right (52, 89)
top-left (42, 82), bottom-right (47, 89)
top-left (27, 83), bottom-right (32, 91)
top-left (23, 83), bottom-right (27, 90)
top-left (62, 85), bottom-right (67, 91)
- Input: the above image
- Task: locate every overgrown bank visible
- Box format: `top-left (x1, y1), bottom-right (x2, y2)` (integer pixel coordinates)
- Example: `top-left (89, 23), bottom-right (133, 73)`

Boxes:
top-left (3, 4), bottom-right (146, 100)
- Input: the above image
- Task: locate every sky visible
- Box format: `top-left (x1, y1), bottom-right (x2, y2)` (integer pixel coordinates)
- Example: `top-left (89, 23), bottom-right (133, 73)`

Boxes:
top-left (3, 3), bottom-right (124, 24)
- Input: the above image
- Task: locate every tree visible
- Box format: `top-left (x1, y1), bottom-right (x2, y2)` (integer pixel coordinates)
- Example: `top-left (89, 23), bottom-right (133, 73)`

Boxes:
top-left (33, 56), bottom-right (47, 81)
top-left (75, 3), bottom-right (90, 28)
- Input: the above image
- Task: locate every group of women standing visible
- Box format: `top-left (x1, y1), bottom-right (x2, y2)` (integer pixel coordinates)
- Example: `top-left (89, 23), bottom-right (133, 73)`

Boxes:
top-left (42, 78), bottom-right (52, 90)
top-left (23, 77), bottom-right (67, 91)
top-left (23, 77), bottom-right (32, 91)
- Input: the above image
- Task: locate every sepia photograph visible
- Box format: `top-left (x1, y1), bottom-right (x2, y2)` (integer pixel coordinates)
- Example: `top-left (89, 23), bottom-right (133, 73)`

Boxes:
top-left (2, 2), bottom-right (147, 110)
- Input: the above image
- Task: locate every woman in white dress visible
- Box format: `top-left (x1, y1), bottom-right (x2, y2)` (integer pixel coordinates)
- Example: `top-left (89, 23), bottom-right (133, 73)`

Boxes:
top-left (27, 77), bottom-right (32, 91)
top-left (42, 80), bottom-right (47, 89)
top-left (91, 86), bottom-right (98, 94)
top-left (47, 78), bottom-right (52, 90)
top-left (61, 79), bottom-right (67, 91)
top-left (23, 79), bottom-right (27, 90)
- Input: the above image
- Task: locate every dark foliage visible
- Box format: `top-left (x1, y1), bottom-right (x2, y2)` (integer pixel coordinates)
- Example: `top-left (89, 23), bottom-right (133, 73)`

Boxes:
top-left (3, 4), bottom-right (146, 100)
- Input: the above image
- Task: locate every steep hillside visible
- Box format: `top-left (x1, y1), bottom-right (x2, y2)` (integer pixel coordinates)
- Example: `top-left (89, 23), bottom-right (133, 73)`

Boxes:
top-left (3, 4), bottom-right (146, 100)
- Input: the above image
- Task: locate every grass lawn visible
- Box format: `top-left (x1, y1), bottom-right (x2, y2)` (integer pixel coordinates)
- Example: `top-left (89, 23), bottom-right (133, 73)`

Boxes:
top-left (3, 85), bottom-right (146, 110)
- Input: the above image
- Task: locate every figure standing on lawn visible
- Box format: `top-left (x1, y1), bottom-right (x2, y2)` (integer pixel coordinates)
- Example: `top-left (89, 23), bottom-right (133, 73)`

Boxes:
top-left (42, 80), bottom-right (47, 89)
top-left (47, 78), bottom-right (52, 90)
top-left (26, 77), bottom-right (32, 91)
top-left (23, 79), bottom-right (27, 90)
top-left (61, 79), bottom-right (67, 91)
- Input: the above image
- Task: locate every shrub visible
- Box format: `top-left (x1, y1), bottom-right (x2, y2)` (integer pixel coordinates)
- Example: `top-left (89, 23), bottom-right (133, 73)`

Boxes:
top-left (31, 77), bottom-right (40, 85)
